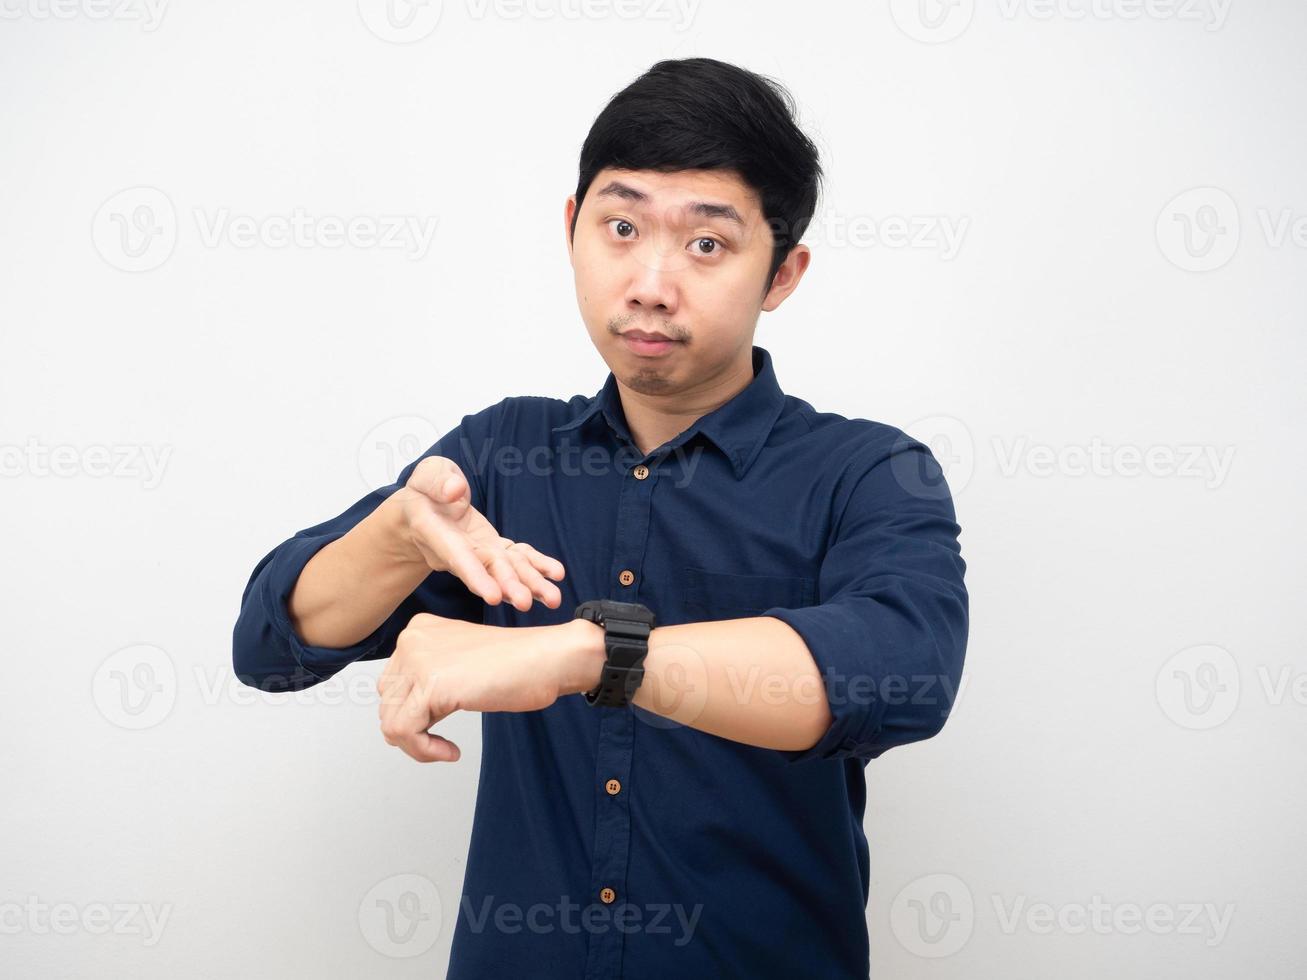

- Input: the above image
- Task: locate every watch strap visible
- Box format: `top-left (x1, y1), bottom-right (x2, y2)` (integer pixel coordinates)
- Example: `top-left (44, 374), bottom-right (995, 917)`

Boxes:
top-left (574, 600), bottom-right (655, 708)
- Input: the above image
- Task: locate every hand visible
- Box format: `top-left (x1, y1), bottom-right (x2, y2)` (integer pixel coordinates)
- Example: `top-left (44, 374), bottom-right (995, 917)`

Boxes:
top-left (393, 455), bottom-right (565, 612)
top-left (376, 614), bottom-right (599, 763)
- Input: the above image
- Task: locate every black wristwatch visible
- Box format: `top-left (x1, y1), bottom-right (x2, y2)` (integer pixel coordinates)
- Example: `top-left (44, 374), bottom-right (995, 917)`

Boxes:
top-left (573, 599), bottom-right (656, 708)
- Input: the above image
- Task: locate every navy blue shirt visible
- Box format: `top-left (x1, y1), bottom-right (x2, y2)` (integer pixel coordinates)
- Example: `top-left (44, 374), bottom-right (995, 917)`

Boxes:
top-left (233, 344), bottom-right (968, 979)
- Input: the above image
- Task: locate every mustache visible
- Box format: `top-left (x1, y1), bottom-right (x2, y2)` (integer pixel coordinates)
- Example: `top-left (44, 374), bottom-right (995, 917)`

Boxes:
top-left (607, 314), bottom-right (688, 341)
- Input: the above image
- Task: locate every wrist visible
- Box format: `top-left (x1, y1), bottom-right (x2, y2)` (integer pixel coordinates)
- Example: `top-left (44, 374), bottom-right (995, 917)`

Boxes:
top-left (552, 617), bottom-right (607, 697)
top-left (375, 490), bottom-right (430, 569)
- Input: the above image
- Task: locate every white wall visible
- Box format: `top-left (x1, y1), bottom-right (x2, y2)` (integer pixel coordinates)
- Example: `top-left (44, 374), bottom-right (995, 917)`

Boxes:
top-left (1, 1), bottom-right (1303, 976)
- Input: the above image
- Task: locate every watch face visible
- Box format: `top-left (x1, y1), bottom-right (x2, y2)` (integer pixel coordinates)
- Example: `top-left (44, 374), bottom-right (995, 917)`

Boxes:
top-left (599, 599), bottom-right (656, 627)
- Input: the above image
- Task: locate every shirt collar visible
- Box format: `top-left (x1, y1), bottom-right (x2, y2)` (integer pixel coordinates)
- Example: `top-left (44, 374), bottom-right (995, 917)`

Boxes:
top-left (551, 344), bottom-right (787, 480)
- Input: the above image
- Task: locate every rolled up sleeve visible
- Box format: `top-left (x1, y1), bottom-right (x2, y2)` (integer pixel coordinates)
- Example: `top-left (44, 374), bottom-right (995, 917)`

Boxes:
top-left (762, 431), bottom-right (969, 764)
top-left (231, 400), bottom-right (503, 692)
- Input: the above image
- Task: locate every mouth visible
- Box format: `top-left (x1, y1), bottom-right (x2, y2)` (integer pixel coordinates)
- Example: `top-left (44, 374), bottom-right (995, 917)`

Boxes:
top-left (620, 330), bottom-right (682, 357)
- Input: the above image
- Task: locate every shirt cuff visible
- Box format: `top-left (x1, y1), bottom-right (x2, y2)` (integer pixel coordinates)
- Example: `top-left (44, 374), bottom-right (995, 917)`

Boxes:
top-left (761, 604), bottom-right (889, 764)
top-left (262, 531), bottom-right (401, 684)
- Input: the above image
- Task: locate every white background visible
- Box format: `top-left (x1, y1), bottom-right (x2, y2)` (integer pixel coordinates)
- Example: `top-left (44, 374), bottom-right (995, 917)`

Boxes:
top-left (2, 0), bottom-right (1304, 976)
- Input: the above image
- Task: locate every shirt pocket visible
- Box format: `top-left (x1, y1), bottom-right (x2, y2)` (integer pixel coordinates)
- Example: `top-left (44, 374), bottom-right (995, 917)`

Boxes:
top-left (682, 565), bottom-right (817, 622)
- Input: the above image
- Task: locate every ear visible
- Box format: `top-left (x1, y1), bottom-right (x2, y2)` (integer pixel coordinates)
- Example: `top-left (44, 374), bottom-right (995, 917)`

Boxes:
top-left (761, 244), bottom-right (812, 312)
top-left (564, 195), bottom-right (578, 264)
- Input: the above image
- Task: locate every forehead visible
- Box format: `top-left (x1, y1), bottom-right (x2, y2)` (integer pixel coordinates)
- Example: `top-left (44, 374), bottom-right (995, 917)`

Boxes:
top-left (588, 167), bottom-right (763, 221)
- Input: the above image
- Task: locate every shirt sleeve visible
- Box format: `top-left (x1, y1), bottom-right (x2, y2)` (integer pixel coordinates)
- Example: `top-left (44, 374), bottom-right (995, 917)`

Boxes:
top-left (761, 429), bottom-right (969, 764)
top-left (231, 400), bottom-right (504, 692)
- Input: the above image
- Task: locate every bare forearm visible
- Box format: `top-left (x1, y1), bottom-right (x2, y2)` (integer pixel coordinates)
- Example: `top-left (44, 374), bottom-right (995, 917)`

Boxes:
top-left (288, 493), bottom-right (430, 648)
top-left (558, 616), bottom-right (832, 752)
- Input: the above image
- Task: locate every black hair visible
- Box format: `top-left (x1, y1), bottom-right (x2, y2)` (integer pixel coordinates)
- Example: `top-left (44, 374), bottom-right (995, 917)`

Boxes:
top-left (571, 57), bottom-right (823, 293)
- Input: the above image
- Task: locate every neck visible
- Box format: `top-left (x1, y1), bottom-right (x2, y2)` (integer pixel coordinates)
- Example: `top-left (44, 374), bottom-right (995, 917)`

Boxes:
top-left (617, 349), bottom-right (755, 457)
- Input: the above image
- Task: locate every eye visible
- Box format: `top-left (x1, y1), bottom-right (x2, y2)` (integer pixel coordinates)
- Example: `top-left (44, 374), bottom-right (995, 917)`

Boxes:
top-left (693, 237), bottom-right (721, 256)
top-left (607, 218), bottom-right (636, 239)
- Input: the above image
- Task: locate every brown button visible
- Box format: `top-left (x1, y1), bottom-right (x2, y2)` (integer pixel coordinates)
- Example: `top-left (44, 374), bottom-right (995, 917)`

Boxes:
top-left (633, 465), bottom-right (649, 480)
top-left (600, 887), bottom-right (616, 904)
top-left (605, 778), bottom-right (621, 795)
top-left (618, 569), bottom-right (635, 586)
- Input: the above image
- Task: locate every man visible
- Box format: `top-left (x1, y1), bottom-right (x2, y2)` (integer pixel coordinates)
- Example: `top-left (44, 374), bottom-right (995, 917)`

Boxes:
top-left (233, 57), bottom-right (968, 979)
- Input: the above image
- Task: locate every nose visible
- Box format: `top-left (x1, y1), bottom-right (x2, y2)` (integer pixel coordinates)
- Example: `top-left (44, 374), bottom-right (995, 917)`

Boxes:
top-left (624, 242), bottom-right (682, 316)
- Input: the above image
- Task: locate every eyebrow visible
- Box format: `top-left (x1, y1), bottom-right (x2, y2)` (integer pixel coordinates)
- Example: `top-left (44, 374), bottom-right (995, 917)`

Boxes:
top-left (594, 180), bottom-right (746, 227)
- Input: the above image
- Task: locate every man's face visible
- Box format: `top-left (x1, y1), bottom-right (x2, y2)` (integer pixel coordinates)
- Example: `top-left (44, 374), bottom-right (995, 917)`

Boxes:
top-left (564, 167), bottom-right (805, 397)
